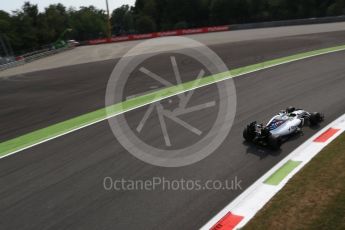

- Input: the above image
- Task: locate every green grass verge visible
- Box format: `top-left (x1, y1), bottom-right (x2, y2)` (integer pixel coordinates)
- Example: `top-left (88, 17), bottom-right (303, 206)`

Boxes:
top-left (244, 132), bottom-right (345, 230)
top-left (1, 44), bottom-right (345, 158)
top-left (264, 160), bottom-right (302, 186)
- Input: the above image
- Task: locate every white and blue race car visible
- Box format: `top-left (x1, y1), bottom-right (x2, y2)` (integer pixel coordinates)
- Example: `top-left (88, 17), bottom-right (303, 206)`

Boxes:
top-left (243, 107), bottom-right (324, 149)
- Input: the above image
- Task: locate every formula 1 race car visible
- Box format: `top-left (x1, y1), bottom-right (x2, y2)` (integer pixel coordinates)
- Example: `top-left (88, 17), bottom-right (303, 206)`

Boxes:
top-left (243, 107), bottom-right (324, 149)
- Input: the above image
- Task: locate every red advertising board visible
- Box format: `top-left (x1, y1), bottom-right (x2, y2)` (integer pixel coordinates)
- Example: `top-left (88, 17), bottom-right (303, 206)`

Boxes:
top-left (87, 25), bottom-right (229, 45)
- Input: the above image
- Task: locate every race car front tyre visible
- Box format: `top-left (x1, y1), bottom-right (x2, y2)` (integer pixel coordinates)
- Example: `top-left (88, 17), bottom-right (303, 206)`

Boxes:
top-left (309, 112), bottom-right (323, 126)
top-left (286, 106), bottom-right (296, 113)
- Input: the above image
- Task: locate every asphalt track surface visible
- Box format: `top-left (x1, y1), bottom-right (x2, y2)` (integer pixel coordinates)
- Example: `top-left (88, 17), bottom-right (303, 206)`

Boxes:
top-left (1, 29), bottom-right (345, 229)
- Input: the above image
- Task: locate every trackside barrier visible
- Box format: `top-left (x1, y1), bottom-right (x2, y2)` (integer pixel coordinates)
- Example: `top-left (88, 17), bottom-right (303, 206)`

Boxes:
top-left (0, 46), bottom-right (74, 72)
top-left (87, 15), bottom-right (345, 46)
top-left (88, 26), bottom-right (229, 45)
top-left (229, 15), bottom-right (345, 30)
top-left (0, 60), bottom-right (26, 71)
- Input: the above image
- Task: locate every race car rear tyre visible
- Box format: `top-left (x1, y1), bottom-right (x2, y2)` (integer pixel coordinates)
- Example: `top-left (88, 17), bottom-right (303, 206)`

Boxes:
top-left (309, 112), bottom-right (323, 126)
top-left (243, 127), bottom-right (255, 142)
top-left (268, 135), bottom-right (281, 150)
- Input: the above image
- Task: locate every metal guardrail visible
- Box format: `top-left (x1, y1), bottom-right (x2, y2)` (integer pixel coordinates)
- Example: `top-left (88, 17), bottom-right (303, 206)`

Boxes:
top-left (0, 60), bottom-right (25, 71)
top-left (0, 46), bottom-right (74, 72)
top-left (229, 15), bottom-right (345, 30)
